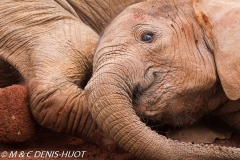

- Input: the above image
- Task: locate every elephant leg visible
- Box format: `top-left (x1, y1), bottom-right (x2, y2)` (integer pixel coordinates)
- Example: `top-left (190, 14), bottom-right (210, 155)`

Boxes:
top-left (0, 59), bottom-right (22, 88)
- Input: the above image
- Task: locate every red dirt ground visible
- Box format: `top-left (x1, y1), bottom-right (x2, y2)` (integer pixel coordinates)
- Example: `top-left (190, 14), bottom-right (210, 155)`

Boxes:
top-left (0, 85), bottom-right (239, 160)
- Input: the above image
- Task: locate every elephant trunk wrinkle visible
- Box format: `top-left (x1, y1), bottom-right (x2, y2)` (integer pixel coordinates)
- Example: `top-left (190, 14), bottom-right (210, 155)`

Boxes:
top-left (86, 70), bottom-right (240, 159)
top-left (29, 79), bottom-right (97, 141)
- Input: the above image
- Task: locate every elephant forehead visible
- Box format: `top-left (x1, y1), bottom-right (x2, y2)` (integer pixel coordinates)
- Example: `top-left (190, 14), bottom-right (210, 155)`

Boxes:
top-left (105, 14), bottom-right (170, 39)
top-left (110, 13), bottom-right (154, 30)
top-left (106, 4), bottom-right (180, 32)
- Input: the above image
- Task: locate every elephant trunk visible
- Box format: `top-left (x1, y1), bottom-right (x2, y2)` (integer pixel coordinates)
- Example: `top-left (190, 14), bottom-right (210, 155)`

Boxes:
top-left (29, 79), bottom-right (95, 137)
top-left (86, 65), bottom-right (240, 160)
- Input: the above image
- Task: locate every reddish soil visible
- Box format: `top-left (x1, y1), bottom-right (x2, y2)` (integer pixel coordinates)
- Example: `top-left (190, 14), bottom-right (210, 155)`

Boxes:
top-left (0, 85), bottom-right (239, 160)
top-left (0, 85), bottom-right (36, 143)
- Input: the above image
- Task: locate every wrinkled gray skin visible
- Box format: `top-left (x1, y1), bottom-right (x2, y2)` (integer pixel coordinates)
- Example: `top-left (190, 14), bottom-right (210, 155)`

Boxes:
top-left (86, 0), bottom-right (240, 159)
top-left (0, 0), bottom-right (143, 148)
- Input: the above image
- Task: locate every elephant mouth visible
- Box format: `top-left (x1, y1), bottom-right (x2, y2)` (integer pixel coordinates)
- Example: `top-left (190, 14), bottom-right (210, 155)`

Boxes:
top-left (131, 83), bottom-right (209, 127)
top-left (132, 83), bottom-right (167, 124)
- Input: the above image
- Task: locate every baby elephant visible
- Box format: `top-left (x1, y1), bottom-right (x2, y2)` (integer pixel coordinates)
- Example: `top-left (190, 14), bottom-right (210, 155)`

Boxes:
top-left (86, 0), bottom-right (240, 159)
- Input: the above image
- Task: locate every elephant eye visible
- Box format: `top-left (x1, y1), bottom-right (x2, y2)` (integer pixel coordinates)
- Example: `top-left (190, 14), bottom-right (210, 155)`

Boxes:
top-left (141, 32), bottom-right (154, 43)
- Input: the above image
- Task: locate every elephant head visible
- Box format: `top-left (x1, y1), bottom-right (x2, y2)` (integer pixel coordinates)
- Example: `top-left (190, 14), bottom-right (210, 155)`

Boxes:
top-left (85, 0), bottom-right (240, 159)
top-left (0, 0), bottom-right (147, 149)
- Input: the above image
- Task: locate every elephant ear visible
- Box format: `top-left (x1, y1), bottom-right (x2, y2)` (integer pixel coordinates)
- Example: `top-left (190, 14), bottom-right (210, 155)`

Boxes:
top-left (193, 0), bottom-right (240, 100)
